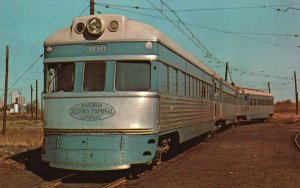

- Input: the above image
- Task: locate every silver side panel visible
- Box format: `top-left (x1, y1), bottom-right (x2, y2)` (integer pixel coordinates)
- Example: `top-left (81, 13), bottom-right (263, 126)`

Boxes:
top-left (43, 92), bottom-right (159, 133)
top-left (158, 95), bottom-right (214, 132)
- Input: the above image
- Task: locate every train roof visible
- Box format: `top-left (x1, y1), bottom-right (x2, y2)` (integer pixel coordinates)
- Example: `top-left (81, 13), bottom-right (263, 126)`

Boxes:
top-left (44, 14), bottom-right (219, 79)
top-left (236, 87), bottom-right (273, 97)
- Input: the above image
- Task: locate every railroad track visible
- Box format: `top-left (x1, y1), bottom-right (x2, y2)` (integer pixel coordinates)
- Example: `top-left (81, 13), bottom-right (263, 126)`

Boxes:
top-left (38, 173), bottom-right (127, 188)
top-left (295, 132), bottom-right (300, 151)
top-left (102, 177), bottom-right (127, 188)
top-left (38, 173), bottom-right (78, 188)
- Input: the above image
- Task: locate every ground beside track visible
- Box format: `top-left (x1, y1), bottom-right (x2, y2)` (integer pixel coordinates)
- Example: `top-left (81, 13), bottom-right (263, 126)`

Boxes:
top-left (122, 114), bottom-right (300, 188)
top-left (0, 113), bottom-right (299, 187)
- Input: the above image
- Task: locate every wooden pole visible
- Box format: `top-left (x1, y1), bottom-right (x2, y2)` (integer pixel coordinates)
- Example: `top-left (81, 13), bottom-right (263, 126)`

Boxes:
top-left (41, 91), bottom-right (43, 122)
top-left (31, 84), bottom-right (33, 118)
top-left (225, 62), bottom-right (228, 81)
top-left (90, 0), bottom-right (94, 15)
top-left (2, 46), bottom-right (9, 135)
top-left (268, 82), bottom-right (271, 93)
top-left (294, 71), bottom-right (298, 115)
top-left (35, 80), bottom-right (38, 121)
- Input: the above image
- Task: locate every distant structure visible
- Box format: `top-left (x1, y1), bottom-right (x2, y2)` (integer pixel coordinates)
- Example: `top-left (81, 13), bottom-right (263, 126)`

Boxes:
top-left (17, 96), bottom-right (25, 105)
top-left (10, 90), bottom-right (25, 105)
top-left (0, 99), bottom-right (3, 108)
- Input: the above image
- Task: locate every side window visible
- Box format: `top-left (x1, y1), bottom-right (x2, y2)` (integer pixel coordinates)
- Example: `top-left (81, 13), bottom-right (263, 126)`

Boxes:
top-left (190, 77), bottom-right (194, 97)
top-left (178, 71), bottom-right (185, 96)
top-left (202, 83), bottom-right (206, 99)
top-left (161, 64), bottom-right (168, 93)
top-left (169, 67), bottom-right (177, 95)
top-left (196, 80), bottom-right (199, 98)
top-left (83, 62), bottom-right (106, 91)
top-left (186, 75), bottom-right (190, 96)
top-left (199, 81), bottom-right (203, 99)
top-left (194, 78), bottom-right (197, 98)
top-left (47, 63), bottom-right (75, 92)
top-left (116, 61), bottom-right (150, 91)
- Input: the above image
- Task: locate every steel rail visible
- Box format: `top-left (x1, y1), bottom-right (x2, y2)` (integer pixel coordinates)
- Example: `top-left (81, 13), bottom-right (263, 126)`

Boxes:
top-left (295, 132), bottom-right (300, 150)
top-left (38, 173), bottom-right (78, 188)
top-left (102, 177), bottom-right (127, 188)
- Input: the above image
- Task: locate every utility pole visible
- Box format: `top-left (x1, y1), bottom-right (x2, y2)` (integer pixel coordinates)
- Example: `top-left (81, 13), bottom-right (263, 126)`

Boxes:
top-left (268, 82), bottom-right (271, 93)
top-left (35, 80), bottom-right (38, 121)
top-left (225, 62), bottom-right (228, 82)
top-left (41, 93), bottom-right (43, 122)
top-left (294, 71), bottom-right (298, 115)
top-left (2, 46), bottom-right (9, 135)
top-left (90, 0), bottom-right (94, 15)
top-left (31, 84), bottom-right (33, 119)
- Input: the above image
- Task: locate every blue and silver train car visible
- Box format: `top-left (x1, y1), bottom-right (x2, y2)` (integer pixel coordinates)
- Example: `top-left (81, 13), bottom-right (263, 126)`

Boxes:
top-left (236, 87), bottom-right (274, 121)
top-left (42, 14), bottom-right (274, 171)
top-left (42, 14), bottom-right (222, 171)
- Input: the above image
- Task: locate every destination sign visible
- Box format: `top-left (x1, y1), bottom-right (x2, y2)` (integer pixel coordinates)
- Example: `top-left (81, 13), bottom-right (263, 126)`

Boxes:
top-left (69, 102), bottom-right (115, 121)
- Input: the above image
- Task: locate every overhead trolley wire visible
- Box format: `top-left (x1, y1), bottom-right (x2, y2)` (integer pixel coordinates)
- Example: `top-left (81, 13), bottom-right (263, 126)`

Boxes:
top-left (277, 7), bottom-right (300, 12)
top-left (97, 5), bottom-right (300, 51)
top-left (79, 4), bottom-right (90, 16)
top-left (170, 4), bottom-right (300, 12)
top-left (96, 1), bottom-right (299, 83)
top-left (146, 0), bottom-right (212, 57)
top-left (96, 4), bottom-right (299, 82)
top-left (1, 53), bottom-right (43, 98)
top-left (94, 2), bottom-right (300, 12)
top-left (96, 3), bottom-right (300, 38)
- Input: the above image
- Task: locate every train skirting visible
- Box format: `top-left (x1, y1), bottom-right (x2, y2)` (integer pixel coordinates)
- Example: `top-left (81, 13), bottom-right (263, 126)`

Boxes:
top-left (42, 133), bottom-right (158, 171)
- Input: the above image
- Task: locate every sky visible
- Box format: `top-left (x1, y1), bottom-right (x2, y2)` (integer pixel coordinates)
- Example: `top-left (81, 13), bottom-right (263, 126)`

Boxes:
top-left (1, 0), bottom-right (300, 103)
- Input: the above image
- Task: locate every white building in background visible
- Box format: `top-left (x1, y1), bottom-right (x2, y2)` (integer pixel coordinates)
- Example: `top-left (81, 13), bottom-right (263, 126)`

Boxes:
top-left (10, 90), bottom-right (25, 105)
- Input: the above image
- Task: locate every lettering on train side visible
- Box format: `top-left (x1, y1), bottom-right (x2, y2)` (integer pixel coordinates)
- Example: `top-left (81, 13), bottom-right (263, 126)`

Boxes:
top-left (69, 102), bottom-right (116, 121)
top-left (83, 45), bottom-right (107, 54)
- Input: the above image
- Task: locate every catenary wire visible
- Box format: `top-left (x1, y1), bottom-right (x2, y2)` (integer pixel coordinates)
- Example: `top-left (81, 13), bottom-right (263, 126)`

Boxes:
top-left (79, 4), bottom-right (90, 16)
top-left (1, 54), bottom-right (43, 98)
top-left (94, 1), bottom-right (300, 12)
top-left (96, 1), bottom-right (299, 84)
top-left (95, 6), bottom-right (299, 81)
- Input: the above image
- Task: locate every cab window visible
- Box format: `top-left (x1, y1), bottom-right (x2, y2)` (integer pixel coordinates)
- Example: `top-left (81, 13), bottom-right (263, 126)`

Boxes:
top-left (83, 62), bottom-right (106, 91)
top-left (47, 63), bottom-right (75, 92)
top-left (115, 61), bottom-right (150, 91)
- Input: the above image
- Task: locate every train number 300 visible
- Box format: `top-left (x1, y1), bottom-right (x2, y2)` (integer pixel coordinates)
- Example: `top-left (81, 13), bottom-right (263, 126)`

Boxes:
top-left (84, 45), bottom-right (107, 54)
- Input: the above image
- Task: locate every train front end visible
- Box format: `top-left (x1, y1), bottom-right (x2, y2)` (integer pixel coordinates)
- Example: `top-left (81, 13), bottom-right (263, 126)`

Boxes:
top-left (42, 15), bottom-right (159, 171)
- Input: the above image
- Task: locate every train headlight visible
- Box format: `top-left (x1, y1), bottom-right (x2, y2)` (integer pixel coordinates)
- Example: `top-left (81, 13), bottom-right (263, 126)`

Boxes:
top-left (87, 18), bottom-right (103, 35)
top-left (46, 46), bottom-right (53, 53)
top-left (75, 22), bottom-right (86, 34)
top-left (108, 20), bottom-right (119, 32)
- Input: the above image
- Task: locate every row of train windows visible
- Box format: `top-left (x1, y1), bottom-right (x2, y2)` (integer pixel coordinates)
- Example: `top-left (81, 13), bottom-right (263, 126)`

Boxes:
top-left (223, 92), bottom-right (235, 104)
top-left (160, 64), bottom-right (212, 100)
top-left (47, 61), bottom-right (150, 92)
top-left (249, 99), bottom-right (273, 106)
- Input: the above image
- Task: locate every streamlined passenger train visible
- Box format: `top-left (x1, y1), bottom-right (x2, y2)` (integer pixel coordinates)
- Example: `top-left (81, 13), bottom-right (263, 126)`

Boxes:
top-left (42, 14), bottom-right (274, 171)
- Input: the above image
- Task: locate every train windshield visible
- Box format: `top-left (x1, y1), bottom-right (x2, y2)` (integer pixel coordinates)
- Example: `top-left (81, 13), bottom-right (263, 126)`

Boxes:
top-left (47, 63), bottom-right (75, 92)
top-left (115, 61), bottom-right (150, 91)
top-left (83, 62), bottom-right (106, 91)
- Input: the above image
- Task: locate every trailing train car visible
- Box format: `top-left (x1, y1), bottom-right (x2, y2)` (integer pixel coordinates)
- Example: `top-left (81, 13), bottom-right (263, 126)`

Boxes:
top-left (219, 79), bottom-right (237, 125)
top-left (236, 87), bottom-right (274, 121)
top-left (42, 14), bottom-right (274, 171)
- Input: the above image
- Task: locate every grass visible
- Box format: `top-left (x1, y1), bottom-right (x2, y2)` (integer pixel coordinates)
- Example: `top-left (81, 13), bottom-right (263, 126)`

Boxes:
top-left (0, 113), bottom-right (43, 147)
